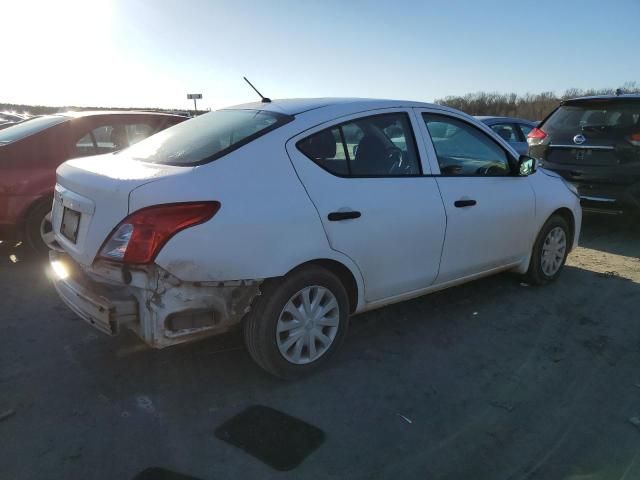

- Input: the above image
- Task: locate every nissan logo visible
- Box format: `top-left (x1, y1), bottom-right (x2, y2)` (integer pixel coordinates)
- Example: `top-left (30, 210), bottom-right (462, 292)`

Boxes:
top-left (573, 134), bottom-right (586, 145)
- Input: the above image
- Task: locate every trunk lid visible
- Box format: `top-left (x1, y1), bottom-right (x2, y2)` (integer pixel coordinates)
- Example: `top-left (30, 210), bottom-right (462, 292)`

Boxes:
top-left (54, 154), bottom-right (191, 266)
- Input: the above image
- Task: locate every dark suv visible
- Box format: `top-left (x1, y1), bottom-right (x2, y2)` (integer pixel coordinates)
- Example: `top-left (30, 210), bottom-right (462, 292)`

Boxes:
top-left (528, 95), bottom-right (640, 214)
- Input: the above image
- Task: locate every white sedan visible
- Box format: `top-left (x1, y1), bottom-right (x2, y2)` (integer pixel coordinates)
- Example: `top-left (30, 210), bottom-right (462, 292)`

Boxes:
top-left (50, 98), bottom-right (581, 378)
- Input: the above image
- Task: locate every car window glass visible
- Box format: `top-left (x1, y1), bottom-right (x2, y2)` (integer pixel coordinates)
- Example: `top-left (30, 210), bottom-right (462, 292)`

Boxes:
top-left (490, 123), bottom-right (519, 142)
top-left (125, 109), bottom-right (291, 166)
top-left (518, 123), bottom-right (533, 138)
top-left (74, 124), bottom-right (129, 158)
top-left (297, 127), bottom-right (349, 175)
top-left (297, 113), bottom-right (420, 177)
top-left (544, 102), bottom-right (640, 132)
top-left (423, 114), bottom-right (511, 176)
top-left (126, 123), bottom-right (154, 146)
top-left (74, 132), bottom-right (96, 157)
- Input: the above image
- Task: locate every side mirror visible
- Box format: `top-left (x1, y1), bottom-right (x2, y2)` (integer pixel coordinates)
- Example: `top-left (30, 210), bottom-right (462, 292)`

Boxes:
top-left (518, 155), bottom-right (537, 176)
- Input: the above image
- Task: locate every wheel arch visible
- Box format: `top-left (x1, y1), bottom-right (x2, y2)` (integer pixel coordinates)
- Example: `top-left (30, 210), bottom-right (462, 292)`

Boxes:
top-left (551, 207), bottom-right (576, 250)
top-left (286, 258), bottom-right (361, 314)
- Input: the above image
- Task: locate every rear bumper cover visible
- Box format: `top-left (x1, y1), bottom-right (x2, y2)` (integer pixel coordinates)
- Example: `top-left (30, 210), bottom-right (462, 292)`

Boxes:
top-left (50, 252), bottom-right (262, 348)
top-left (51, 252), bottom-right (138, 335)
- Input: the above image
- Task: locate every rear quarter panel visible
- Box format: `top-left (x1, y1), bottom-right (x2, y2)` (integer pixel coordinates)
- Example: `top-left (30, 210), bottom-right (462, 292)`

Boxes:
top-left (130, 129), bottom-right (365, 300)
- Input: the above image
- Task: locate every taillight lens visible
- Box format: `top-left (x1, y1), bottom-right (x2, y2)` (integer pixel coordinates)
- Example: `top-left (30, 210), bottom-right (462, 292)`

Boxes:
top-left (626, 131), bottom-right (640, 147)
top-left (527, 127), bottom-right (547, 141)
top-left (99, 202), bottom-right (221, 264)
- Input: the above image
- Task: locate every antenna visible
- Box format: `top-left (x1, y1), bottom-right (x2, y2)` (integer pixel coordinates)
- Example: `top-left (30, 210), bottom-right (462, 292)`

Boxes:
top-left (243, 77), bottom-right (271, 103)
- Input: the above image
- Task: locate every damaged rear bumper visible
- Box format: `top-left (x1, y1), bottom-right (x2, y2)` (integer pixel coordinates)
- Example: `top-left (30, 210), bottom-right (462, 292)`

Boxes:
top-left (50, 252), bottom-right (262, 348)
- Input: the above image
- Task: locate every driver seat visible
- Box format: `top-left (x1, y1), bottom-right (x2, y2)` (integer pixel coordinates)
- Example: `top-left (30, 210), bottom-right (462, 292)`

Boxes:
top-left (353, 134), bottom-right (390, 175)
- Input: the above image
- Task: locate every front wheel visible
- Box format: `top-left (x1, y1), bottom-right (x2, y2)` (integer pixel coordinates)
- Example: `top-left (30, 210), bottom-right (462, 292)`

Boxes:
top-left (243, 265), bottom-right (350, 379)
top-left (525, 214), bottom-right (571, 285)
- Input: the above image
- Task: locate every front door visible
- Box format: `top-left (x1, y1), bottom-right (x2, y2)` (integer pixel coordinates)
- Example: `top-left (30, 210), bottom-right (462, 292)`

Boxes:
top-left (417, 110), bottom-right (536, 283)
top-left (286, 110), bottom-right (447, 302)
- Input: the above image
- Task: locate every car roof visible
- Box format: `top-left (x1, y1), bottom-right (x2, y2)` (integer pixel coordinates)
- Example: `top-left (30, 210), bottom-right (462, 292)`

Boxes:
top-left (562, 94), bottom-right (640, 104)
top-left (475, 115), bottom-right (535, 124)
top-left (226, 97), bottom-right (452, 116)
top-left (56, 110), bottom-right (187, 119)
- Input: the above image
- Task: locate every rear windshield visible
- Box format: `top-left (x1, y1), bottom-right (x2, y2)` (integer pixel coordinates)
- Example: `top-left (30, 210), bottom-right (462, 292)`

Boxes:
top-left (544, 100), bottom-right (640, 133)
top-left (0, 115), bottom-right (68, 145)
top-left (124, 109), bottom-right (293, 166)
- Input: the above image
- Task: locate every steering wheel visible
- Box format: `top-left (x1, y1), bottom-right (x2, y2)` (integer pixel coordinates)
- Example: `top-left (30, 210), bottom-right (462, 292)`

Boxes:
top-left (475, 164), bottom-right (505, 176)
top-left (387, 146), bottom-right (411, 175)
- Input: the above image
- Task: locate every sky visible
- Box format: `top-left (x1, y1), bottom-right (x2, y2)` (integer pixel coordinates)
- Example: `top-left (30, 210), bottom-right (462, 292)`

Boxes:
top-left (2, 0), bottom-right (639, 110)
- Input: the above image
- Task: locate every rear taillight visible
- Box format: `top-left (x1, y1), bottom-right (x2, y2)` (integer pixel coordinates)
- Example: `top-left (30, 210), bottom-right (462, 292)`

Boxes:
top-left (527, 127), bottom-right (547, 141)
top-left (626, 131), bottom-right (640, 147)
top-left (99, 202), bottom-right (221, 265)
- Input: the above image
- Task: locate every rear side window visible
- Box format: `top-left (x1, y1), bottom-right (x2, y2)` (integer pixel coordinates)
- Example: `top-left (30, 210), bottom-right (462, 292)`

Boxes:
top-left (490, 123), bottom-right (519, 142)
top-left (297, 113), bottom-right (421, 177)
top-left (0, 115), bottom-right (68, 145)
top-left (544, 101), bottom-right (640, 132)
top-left (124, 109), bottom-right (292, 166)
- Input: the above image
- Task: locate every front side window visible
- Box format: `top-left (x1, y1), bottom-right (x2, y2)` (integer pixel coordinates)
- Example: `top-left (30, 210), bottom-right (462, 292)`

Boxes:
top-left (297, 113), bottom-right (421, 177)
top-left (124, 109), bottom-right (292, 166)
top-left (423, 114), bottom-right (511, 176)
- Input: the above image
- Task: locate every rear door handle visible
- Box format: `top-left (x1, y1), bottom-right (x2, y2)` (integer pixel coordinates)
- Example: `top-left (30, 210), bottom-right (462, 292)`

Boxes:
top-left (328, 211), bottom-right (361, 221)
top-left (454, 199), bottom-right (477, 208)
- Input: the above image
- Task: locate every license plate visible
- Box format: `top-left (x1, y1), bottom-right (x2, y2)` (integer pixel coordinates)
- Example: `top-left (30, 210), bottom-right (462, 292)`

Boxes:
top-left (61, 208), bottom-right (81, 243)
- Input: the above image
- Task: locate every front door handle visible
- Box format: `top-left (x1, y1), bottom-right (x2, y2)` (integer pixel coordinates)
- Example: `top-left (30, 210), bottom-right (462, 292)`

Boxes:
top-left (328, 210), bottom-right (361, 221)
top-left (454, 199), bottom-right (477, 208)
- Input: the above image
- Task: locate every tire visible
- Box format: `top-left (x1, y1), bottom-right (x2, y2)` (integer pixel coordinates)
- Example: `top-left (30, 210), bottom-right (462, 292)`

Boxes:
top-left (24, 198), bottom-right (56, 255)
top-left (243, 265), bottom-right (350, 379)
top-left (525, 214), bottom-right (571, 286)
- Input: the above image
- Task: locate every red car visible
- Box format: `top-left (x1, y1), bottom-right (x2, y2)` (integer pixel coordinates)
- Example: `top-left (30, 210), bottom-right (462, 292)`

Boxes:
top-left (0, 111), bottom-right (186, 253)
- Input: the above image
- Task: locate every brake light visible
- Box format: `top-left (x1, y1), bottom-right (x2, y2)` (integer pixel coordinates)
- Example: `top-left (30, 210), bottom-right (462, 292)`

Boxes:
top-left (527, 127), bottom-right (547, 140)
top-left (626, 131), bottom-right (640, 147)
top-left (99, 202), bottom-right (220, 264)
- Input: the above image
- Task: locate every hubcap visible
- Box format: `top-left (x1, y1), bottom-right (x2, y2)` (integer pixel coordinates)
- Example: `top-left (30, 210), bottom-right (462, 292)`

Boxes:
top-left (276, 285), bottom-right (340, 365)
top-left (541, 226), bottom-right (566, 277)
top-left (40, 211), bottom-right (63, 252)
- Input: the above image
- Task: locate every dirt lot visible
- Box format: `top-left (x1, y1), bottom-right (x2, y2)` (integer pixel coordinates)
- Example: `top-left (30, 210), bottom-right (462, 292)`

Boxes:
top-left (1, 215), bottom-right (639, 480)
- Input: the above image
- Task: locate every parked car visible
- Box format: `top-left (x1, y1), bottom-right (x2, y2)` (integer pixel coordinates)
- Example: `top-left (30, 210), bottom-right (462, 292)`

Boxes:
top-left (476, 116), bottom-right (537, 155)
top-left (0, 111), bottom-right (187, 252)
top-left (0, 111), bottom-right (28, 130)
top-left (49, 98), bottom-right (581, 378)
top-left (528, 94), bottom-right (640, 215)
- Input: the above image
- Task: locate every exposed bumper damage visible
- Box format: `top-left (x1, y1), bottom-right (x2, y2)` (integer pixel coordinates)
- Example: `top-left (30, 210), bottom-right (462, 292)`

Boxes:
top-left (50, 251), bottom-right (262, 348)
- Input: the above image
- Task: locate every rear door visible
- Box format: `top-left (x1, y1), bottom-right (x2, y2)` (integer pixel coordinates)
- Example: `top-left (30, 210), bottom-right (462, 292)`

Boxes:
top-left (286, 109), bottom-right (447, 302)
top-left (417, 109), bottom-right (535, 283)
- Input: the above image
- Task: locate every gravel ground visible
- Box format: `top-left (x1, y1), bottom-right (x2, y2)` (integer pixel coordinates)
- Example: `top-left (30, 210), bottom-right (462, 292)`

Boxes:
top-left (1, 214), bottom-right (639, 480)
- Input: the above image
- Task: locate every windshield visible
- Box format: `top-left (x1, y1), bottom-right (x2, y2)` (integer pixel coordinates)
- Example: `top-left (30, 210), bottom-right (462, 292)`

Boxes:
top-left (123, 109), bottom-right (292, 166)
top-left (544, 100), bottom-right (640, 132)
top-left (0, 115), bottom-right (68, 145)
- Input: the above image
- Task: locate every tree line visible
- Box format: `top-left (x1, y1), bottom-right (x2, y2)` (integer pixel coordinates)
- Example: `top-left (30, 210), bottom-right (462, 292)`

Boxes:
top-left (435, 81), bottom-right (640, 120)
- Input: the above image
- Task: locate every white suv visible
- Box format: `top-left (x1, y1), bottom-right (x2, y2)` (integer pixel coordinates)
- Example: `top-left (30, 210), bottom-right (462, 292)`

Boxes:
top-left (50, 98), bottom-right (582, 378)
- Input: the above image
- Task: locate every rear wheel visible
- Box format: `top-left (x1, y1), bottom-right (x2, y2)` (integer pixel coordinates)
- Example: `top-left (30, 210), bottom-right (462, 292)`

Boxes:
top-left (25, 199), bottom-right (60, 255)
top-left (525, 214), bottom-right (570, 285)
top-left (243, 265), bottom-right (350, 379)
